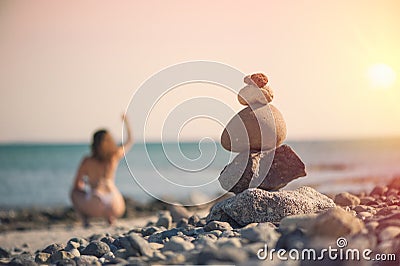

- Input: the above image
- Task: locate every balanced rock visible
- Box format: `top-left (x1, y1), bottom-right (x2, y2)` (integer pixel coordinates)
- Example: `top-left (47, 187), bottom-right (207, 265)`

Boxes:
top-left (238, 85), bottom-right (274, 105)
top-left (244, 73), bottom-right (269, 88)
top-left (221, 104), bottom-right (286, 152)
top-left (206, 186), bottom-right (335, 226)
top-left (219, 144), bottom-right (306, 193)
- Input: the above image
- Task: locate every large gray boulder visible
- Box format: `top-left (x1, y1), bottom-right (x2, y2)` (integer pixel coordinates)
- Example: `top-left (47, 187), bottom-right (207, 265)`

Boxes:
top-left (206, 186), bottom-right (335, 226)
top-left (218, 144), bottom-right (306, 194)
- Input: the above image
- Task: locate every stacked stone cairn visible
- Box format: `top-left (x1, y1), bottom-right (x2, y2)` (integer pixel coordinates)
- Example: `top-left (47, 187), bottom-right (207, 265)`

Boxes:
top-left (207, 73), bottom-right (336, 226)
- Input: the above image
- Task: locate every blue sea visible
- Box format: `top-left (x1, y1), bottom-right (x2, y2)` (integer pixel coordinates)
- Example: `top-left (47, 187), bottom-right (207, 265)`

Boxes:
top-left (1, 139), bottom-right (400, 208)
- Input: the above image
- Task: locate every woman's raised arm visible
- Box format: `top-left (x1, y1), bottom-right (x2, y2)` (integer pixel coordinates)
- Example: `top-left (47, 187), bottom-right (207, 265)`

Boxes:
top-left (119, 113), bottom-right (134, 157)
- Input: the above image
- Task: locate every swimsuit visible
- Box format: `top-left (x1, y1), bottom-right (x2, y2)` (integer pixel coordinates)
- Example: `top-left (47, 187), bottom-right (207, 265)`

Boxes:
top-left (84, 178), bottom-right (116, 208)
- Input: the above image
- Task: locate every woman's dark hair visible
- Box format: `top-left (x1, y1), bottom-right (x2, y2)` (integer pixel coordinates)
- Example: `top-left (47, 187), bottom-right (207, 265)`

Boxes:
top-left (91, 129), bottom-right (111, 161)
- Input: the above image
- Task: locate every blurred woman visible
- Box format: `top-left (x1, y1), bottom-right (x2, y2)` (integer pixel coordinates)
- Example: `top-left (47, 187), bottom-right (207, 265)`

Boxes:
top-left (71, 114), bottom-right (133, 226)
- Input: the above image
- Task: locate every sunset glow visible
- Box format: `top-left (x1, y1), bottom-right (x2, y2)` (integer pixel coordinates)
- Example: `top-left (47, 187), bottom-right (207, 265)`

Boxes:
top-left (367, 63), bottom-right (397, 89)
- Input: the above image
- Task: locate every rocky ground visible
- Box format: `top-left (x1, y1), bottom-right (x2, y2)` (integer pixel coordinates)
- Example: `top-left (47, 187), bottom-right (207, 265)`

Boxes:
top-left (0, 177), bottom-right (399, 265)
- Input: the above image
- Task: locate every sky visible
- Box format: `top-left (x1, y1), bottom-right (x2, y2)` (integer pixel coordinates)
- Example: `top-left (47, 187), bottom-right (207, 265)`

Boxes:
top-left (0, 0), bottom-right (399, 143)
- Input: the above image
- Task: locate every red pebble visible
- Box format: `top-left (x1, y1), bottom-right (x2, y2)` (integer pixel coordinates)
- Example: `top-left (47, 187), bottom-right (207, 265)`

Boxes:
top-left (250, 73), bottom-right (268, 88)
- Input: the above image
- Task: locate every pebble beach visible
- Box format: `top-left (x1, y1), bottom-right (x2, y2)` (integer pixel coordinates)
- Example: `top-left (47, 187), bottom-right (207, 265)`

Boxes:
top-left (0, 177), bottom-right (399, 265)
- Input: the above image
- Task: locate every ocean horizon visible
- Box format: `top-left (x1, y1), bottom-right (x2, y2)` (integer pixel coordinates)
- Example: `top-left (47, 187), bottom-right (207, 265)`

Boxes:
top-left (1, 137), bottom-right (400, 209)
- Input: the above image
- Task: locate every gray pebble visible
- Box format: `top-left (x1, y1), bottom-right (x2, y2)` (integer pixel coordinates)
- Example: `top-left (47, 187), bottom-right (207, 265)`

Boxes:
top-left (49, 250), bottom-right (75, 264)
top-left (42, 243), bottom-right (65, 255)
top-left (127, 232), bottom-right (153, 257)
top-left (75, 255), bottom-right (100, 266)
top-left (114, 248), bottom-right (129, 259)
top-left (34, 252), bottom-right (51, 264)
top-left (65, 241), bottom-right (80, 251)
top-left (204, 221), bottom-right (233, 232)
top-left (163, 236), bottom-right (195, 252)
top-left (56, 258), bottom-right (76, 266)
top-left (67, 249), bottom-right (80, 258)
top-left (81, 241), bottom-right (110, 258)
top-left (176, 218), bottom-right (189, 228)
top-left (141, 226), bottom-right (162, 237)
top-left (241, 222), bottom-right (279, 244)
top-left (0, 247), bottom-right (10, 258)
top-left (216, 238), bottom-right (242, 248)
top-left (156, 211), bottom-right (173, 229)
top-left (197, 246), bottom-right (248, 264)
top-left (188, 214), bottom-right (201, 226)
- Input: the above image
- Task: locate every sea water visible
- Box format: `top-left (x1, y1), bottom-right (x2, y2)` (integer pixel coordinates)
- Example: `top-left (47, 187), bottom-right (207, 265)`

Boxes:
top-left (1, 139), bottom-right (400, 208)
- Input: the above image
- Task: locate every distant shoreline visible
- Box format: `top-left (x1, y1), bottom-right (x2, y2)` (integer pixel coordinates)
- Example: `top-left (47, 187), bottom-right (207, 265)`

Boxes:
top-left (1, 136), bottom-right (400, 146)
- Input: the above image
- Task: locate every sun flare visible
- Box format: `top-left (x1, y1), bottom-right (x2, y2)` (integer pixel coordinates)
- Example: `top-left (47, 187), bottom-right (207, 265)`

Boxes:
top-left (367, 63), bottom-right (397, 89)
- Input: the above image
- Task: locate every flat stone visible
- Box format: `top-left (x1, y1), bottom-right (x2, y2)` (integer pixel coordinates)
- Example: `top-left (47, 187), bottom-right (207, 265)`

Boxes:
top-left (0, 247), bottom-right (10, 259)
top-left (353, 205), bottom-right (373, 213)
top-left (65, 241), bottom-right (80, 251)
top-left (197, 246), bottom-right (248, 264)
top-left (176, 218), bottom-right (188, 228)
top-left (49, 251), bottom-right (75, 264)
top-left (81, 241), bottom-right (110, 258)
top-left (206, 186), bottom-right (335, 226)
top-left (370, 185), bottom-right (388, 196)
top-left (238, 85), bottom-right (273, 105)
top-left (75, 255), bottom-right (99, 265)
top-left (56, 258), bottom-right (76, 266)
top-left (219, 144), bottom-right (306, 194)
top-left (240, 222), bottom-right (279, 245)
top-left (149, 243), bottom-right (163, 250)
top-left (359, 196), bottom-right (377, 205)
top-left (141, 226), bottom-right (162, 237)
top-left (376, 206), bottom-right (399, 216)
top-left (114, 249), bottom-right (129, 259)
top-left (334, 192), bottom-right (360, 206)
top-left (161, 228), bottom-right (180, 239)
top-left (164, 252), bottom-right (186, 265)
top-left (309, 207), bottom-right (365, 238)
top-left (156, 211), bottom-right (172, 229)
top-left (216, 238), bottom-right (242, 248)
top-left (163, 236), bottom-right (195, 252)
top-left (221, 104), bottom-right (286, 152)
top-left (188, 214), bottom-right (201, 226)
top-left (127, 233), bottom-right (153, 257)
top-left (118, 236), bottom-right (140, 256)
top-left (68, 237), bottom-right (88, 247)
top-left (149, 250), bottom-right (166, 262)
top-left (204, 221), bottom-right (233, 232)
top-left (388, 176), bottom-right (400, 190)
top-left (168, 205), bottom-right (190, 222)
top-left (42, 243), bottom-right (65, 255)
top-left (35, 253), bottom-right (50, 264)
top-left (377, 216), bottom-right (400, 231)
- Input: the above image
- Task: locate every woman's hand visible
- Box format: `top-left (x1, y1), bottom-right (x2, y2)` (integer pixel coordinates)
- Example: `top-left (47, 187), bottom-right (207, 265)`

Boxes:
top-left (121, 113), bottom-right (128, 122)
top-left (118, 113), bottom-right (134, 157)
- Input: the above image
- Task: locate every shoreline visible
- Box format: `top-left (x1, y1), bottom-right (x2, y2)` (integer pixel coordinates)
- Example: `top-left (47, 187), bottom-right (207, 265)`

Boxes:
top-left (0, 177), bottom-right (399, 265)
top-left (0, 196), bottom-right (220, 233)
